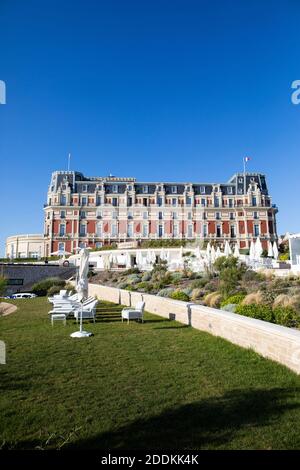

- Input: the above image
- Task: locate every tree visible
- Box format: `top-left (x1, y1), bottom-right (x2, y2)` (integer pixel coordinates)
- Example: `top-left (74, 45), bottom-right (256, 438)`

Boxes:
top-left (213, 255), bottom-right (239, 273)
top-left (213, 256), bottom-right (246, 298)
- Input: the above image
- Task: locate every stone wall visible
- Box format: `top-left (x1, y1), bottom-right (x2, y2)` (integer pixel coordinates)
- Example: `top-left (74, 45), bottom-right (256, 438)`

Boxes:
top-left (86, 282), bottom-right (300, 375)
top-left (2, 264), bottom-right (76, 295)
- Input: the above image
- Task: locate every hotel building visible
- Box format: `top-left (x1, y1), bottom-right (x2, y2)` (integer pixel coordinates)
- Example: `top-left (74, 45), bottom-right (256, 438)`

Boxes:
top-left (43, 170), bottom-right (278, 256)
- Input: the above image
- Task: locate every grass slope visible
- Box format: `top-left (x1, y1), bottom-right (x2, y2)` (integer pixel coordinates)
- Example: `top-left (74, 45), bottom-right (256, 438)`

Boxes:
top-left (1, 297), bottom-right (300, 450)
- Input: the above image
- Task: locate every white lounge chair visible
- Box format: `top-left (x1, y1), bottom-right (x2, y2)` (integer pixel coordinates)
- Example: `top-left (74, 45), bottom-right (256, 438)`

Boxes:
top-left (121, 301), bottom-right (145, 324)
top-left (49, 296), bottom-right (96, 310)
top-left (74, 307), bottom-right (97, 324)
top-left (49, 298), bottom-right (98, 322)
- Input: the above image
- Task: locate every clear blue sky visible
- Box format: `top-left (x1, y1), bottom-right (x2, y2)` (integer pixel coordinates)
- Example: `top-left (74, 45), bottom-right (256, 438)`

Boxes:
top-left (1, 0), bottom-right (300, 255)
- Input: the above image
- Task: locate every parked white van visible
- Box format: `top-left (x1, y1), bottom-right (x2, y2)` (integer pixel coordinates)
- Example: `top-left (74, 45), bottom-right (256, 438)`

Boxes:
top-left (11, 293), bottom-right (37, 299)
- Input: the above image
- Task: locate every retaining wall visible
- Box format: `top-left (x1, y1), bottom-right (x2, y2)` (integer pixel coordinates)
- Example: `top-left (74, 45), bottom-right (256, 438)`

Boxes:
top-left (2, 264), bottom-right (76, 295)
top-left (87, 282), bottom-right (300, 375)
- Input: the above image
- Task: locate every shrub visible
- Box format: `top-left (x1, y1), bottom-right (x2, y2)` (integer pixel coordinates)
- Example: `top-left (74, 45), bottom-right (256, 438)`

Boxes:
top-left (221, 303), bottom-right (237, 313)
top-left (214, 256), bottom-right (239, 273)
top-left (273, 294), bottom-right (300, 312)
top-left (157, 287), bottom-right (175, 297)
top-left (242, 270), bottom-right (265, 283)
top-left (169, 290), bottom-right (190, 301)
top-left (235, 304), bottom-right (274, 323)
top-left (124, 268), bottom-right (141, 275)
top-left (31, 278), bottom-right (66, 296)
top-left (152, 259), bottom-right (168, 274)
top-left (65, 283), bottom-right (76, 294)
top-left (204, 292), bottom-right (222, 308)
top-left (140, 239), bottom-right (186, 248)
top-left (273, 294), bottom-right (291, 309)
top-left (125, 285), bottom-right (136, 291)
top-left (279, 253), bottom-right (290, 261)
top-left (273, 306), bottom-right (299, 328)
top-left (171, 272), bottom-right (183, 282)
top-left (135, 281), bottom-right (152, 292)
top-left (182, 287), bottom-right (193, 296)
top-left (289, 295), bottom-right (300, 312)
top-left (117, 282), bottom-right (128, 289)
top-left (288, 287), bottom-right (300, 297)
top-left (191, 288), bottom-right (205, 301)
top-left (191, 278), bottom-right (208, 289)
top-left (219, 267), bottom-right (242, 298)
top-left (221, 294), bottom-right (246, 308)
top-left (241, 292), bottom-right (264, 306)
top-left (126, 274), bottom-right (141, 284)
top-left (152, 281), bottom-right (167, 292)
top-left (204, 278), bottom-right (220, 293)
top-left (47, 285), bottom-right (62, 296)
top-left (142, 272), bottom-right (152, 282)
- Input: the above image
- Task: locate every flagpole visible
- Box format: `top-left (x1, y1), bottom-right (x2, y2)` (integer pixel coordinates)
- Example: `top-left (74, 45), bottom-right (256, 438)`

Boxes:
top-left (243, 157), bottom-right (246, 194)
top-left (68, 153), bottom-right (71, 171)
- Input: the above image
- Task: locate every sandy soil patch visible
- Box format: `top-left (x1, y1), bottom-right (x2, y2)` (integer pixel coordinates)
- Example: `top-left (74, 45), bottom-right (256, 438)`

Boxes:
top-left (0, 302), bottom-right (18, 316)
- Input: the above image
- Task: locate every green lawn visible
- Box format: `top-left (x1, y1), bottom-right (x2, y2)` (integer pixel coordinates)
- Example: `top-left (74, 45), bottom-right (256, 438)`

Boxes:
top-left (1, 297), bottom-right (300, 450)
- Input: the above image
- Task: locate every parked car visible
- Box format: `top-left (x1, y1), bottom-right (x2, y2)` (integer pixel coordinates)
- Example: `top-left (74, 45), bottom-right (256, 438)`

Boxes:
top-left (11, 293), bottom-right (37, 299)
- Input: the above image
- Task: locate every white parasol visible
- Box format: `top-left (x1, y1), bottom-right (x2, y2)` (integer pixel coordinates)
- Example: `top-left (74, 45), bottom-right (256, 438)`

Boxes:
top-left (254, 238), bottom-right (263, 260)
top-left (210, 245), bottom-right (216, 264)
top-left (151, 250), bottom-right (157, 264)
top-left (125, 252), bottom-right (131, 268)
top-left (224, 241), bottom-right (230, 257)
top-left (233, 244), bottom-right (240, 258)
top-left (206, 242), bottom-right (211, 258)
top-left (160, 247), bottom-right (166, 261)
top-left (195, 246), bottom-right (201, 260)
top-left (267, 241), bottom-right (274, 258)
top-left (273, 242), bottom-right (279, 260)
top-left (71, 248), bottom-right (92, 338)
top-left (249, 240), bottom-right (255, 260)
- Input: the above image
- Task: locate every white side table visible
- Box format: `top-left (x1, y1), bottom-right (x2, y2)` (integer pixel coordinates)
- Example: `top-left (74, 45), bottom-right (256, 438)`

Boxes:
top-left (51, 313), bottom-right (67, 326)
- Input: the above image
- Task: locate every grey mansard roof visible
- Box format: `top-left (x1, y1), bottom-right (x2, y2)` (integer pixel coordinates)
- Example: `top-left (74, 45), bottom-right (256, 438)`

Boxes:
top-left (48, 171), bottom-right (269, 196)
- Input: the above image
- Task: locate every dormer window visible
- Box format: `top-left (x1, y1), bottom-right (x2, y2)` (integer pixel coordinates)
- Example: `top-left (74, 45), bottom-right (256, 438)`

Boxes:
top-left (200, 186), bottom-right (205, 194)
top-left (83, 184), bottom-right (88, 192)
top-left (112, 185), bottom-right (118, 193)
top-left (238, 178), bottom-right (243, 183)
top-left (171, 185), bottom-right (177, 194)
top-left (227, 187), bottom-right (233, 194)
top-left (142, 185), bottom-right (148, 194)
